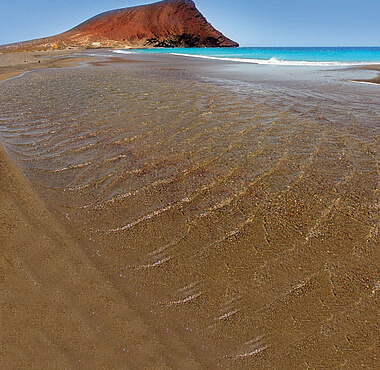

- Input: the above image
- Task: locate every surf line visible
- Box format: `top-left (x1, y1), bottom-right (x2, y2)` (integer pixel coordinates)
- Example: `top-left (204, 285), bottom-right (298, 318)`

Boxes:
top-left (349, 80), bottom-right (380, 86)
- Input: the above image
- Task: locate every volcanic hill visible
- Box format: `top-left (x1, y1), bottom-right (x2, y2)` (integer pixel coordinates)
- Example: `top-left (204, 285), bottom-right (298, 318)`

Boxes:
top-left (1, 0), bottom-right (238, 51)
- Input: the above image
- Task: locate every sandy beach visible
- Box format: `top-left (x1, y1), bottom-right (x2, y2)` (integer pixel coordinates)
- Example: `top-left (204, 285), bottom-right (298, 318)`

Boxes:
top-left (2, 49), bottom-right (379, 85)
top-left (1, 51), bottom-right (379, 368)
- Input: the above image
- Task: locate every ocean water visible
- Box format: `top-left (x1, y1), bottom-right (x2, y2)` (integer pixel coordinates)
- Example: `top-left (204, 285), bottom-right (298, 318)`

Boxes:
top-left (115, 46), bottom-right (380, 66)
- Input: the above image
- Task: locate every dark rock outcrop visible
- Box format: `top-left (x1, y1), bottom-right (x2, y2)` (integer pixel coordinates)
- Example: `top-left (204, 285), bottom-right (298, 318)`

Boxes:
top-left (1, 0), bottom-right (238, 51)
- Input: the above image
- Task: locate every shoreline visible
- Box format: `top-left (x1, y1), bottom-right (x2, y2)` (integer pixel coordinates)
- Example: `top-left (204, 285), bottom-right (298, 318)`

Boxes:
top-left (1, 48), bottom-right (379, 84)
top-left (112, 49), bottom-right (380, 85)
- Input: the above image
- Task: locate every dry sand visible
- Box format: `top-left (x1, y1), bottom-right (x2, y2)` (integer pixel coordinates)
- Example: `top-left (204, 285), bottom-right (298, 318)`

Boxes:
top-left (0, 50), bottom-right (94, 83)
top-left (0, 51), bottom-right (147, 83)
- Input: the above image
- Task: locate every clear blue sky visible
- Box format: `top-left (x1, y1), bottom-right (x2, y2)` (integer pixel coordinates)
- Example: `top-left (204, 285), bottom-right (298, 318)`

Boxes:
top-left (0, 0), bottom-right (379, 46)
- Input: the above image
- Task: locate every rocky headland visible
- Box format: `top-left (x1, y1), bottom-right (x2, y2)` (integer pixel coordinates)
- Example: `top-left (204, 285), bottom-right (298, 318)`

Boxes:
top-left (0, 0), bottom-right (238, 52)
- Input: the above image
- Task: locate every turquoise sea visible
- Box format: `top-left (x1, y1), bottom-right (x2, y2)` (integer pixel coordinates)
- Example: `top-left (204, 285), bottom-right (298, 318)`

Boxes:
top-left (115, 47), bottom-right (380, 66)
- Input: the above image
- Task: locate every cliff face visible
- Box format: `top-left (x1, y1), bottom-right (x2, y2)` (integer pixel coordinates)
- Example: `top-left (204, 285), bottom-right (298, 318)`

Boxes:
top-left (1, 0), bottom-right (238, 51)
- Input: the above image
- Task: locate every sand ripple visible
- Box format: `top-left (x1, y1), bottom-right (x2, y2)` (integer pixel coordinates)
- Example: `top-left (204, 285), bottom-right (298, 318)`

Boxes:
top-left (1, 65), bottom-right (379, 368)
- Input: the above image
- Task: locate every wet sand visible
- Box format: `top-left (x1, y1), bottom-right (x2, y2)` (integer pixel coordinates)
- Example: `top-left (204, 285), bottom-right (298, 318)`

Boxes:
top-left (1, 52), bottom-right (379, 368)
top-left (0, 142), bottom-right (207, 369)
top-left (358, 64), bottom-right (380, 84)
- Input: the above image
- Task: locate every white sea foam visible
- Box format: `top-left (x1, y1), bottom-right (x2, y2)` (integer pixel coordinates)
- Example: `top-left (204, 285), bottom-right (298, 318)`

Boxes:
top-left (112, 49), bottom-right (380, 66)
top-left (349, 80), bottom-right (380, 86)
top-left (169, 53), bottom-right (380, 67)
top-left (114, 50), bottom-right (135, 55)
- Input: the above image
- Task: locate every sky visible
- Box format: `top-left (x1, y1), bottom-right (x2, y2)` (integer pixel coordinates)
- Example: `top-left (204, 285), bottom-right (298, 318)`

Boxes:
top-left (0, 0), bottom-right (379, 47)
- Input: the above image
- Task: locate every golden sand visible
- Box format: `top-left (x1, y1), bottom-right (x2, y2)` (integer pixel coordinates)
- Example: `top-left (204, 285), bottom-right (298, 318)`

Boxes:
top-left (0, 140), bottom-right (208, 368)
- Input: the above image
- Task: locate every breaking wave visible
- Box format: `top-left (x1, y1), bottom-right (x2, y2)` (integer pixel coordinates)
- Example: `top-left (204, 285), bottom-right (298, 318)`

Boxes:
top-left (168, 53), bottom-right (380, 66)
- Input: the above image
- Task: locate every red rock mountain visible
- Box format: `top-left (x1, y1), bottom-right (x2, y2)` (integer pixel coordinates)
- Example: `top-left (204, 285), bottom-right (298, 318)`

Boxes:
top-left (1, 0), bottom-right (238, 51)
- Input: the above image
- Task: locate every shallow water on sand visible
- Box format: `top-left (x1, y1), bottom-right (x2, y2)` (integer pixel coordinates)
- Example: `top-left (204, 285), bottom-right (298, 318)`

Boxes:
top-left (1, 63), bottom-right (379, 367)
